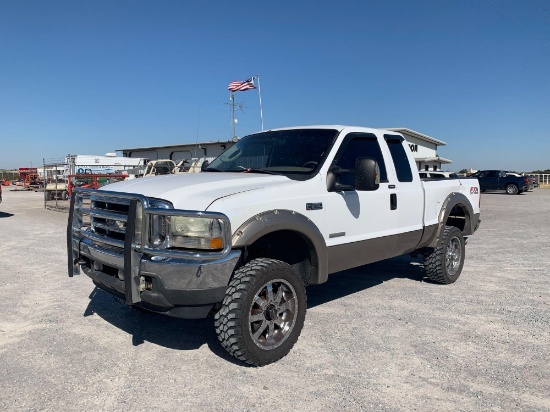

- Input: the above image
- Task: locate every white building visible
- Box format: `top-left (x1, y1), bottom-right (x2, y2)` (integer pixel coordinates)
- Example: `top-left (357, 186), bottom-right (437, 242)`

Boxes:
top-left (117, 141), bottom-right (234, 164)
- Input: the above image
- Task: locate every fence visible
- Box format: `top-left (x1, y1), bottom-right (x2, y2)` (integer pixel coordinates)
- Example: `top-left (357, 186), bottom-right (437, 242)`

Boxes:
top-left (42, 160), bottom-right (69, 212)
top-left (0, 170), bottom-right (19, 182)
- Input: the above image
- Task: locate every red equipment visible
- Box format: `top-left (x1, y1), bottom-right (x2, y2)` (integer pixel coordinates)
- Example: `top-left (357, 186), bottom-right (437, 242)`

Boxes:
top-left (67, 174), bottom-right (127, 196)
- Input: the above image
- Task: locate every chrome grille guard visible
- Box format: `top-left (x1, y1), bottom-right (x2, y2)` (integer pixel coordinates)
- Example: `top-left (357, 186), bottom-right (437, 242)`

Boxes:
top-left (67, 187), bottom-right (233, 304)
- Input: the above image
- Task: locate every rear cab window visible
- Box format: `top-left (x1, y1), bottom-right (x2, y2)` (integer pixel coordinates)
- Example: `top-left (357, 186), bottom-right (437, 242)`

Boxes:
top-left (383, 134), bottom-right (413, 182)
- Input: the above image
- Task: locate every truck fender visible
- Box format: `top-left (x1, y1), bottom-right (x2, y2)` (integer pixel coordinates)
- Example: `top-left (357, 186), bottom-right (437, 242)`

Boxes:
top-left (427, 192), bottom-right (477, 248)
top-left (232, 209), bottom-right (329, 284)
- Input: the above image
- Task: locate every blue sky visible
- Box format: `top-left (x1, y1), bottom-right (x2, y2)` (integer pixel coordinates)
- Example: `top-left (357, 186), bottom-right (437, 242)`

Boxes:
top-left (1, 0), bottom-right (549, 171)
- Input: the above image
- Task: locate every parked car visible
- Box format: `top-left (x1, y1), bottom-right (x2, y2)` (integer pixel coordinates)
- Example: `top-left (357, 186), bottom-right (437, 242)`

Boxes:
top-left (419, 171), bottom-right (459, 179)
top-left (0, 184), bottom-right (2, 204)
top-left (472, 170), bottom-right (530, 194)
top-left (529, 175), bottom-right (539, 188)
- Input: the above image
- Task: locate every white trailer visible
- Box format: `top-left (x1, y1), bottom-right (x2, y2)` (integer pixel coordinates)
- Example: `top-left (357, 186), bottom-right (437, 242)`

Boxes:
top-left (65, 154), bottom-right (148, 176)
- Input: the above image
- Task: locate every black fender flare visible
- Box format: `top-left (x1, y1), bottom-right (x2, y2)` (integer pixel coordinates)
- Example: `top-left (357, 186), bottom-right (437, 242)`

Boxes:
top-left (426, 192), bottom-right (479, 248)
top-left (232, 209), bottom-right (328, 284)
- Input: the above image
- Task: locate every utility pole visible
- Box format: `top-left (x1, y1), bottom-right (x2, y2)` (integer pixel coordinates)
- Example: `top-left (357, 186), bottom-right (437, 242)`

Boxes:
top-left (228, 92), bottom-right (246, 139)
top-left (230, 91), bottom-right (236, 138)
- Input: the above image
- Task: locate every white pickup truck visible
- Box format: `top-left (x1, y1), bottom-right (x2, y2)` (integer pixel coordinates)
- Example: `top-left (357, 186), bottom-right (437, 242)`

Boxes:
top-left (68, 126), bottom-right (481, 366)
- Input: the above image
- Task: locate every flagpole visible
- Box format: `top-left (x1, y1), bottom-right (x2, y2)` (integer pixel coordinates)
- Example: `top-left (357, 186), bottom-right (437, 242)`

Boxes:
top-left (256, 74), bottom-right (264, 131)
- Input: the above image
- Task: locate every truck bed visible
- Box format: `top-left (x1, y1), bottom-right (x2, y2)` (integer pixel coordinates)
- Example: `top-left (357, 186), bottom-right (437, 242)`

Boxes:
top-left (422, 177), bottom-right (480, 230)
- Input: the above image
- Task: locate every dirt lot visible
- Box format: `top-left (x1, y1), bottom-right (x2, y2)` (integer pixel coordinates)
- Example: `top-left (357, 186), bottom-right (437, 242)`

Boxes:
top-left (0, 188), bottom-right (549, 411)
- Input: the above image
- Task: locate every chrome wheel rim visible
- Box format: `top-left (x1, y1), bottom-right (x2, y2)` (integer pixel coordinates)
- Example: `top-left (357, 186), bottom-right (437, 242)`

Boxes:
top-left (248, 279), bottom-right (298, 350)
top-left (446, 236), bottom-right (462, 276)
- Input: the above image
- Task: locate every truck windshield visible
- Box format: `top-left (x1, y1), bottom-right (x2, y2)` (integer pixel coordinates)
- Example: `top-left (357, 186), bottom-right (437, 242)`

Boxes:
top-left (206, 129), bottom-right (338, 179)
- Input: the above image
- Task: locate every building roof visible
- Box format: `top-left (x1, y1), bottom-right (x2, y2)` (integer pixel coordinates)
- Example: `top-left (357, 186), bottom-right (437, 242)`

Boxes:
top-left (415, 156), bottom-right (452, 164)
top-left (116, 140), bottom-right (234, 152)
top-left (382, 128), bottom-right (446, 146)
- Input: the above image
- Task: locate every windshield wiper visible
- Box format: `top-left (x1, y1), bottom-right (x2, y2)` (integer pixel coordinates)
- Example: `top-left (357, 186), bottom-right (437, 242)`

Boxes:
top-left (236, 166), bottom-right (282, 175)
top-left (204, 167), bottom-right (222, 172)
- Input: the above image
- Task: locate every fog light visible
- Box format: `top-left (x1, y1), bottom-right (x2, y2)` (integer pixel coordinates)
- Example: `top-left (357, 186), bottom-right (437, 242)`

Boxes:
top-left (139, 276), bottom-right (153, 291)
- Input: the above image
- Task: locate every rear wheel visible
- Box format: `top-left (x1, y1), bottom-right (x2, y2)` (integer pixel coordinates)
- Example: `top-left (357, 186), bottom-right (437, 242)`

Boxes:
top-left (214, 258), bottom-right (306, 366)
top-left (424, 226), bottom-right (465, 284)
top-left (505, 184), bottom-right (518, 195)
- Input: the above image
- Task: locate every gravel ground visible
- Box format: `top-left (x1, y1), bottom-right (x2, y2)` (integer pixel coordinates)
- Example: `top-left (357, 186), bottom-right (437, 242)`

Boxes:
top-left (0, 188), bottom-right (549, 412)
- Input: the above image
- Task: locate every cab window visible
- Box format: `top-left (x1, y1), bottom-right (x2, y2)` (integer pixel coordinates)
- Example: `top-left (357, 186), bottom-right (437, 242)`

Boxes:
top-left (331, 133), bottom-right (388, 189)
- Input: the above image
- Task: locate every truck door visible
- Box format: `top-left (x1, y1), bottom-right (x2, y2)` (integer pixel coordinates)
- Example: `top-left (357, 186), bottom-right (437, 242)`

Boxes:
top-left (382, 134), bottom-right (424, 247)
top-left (324, 132), bottom-right (403, 273)
top-left (498, 171), bottom-right (509, 189)
top-left (484, 171), bottom-right (500, 190)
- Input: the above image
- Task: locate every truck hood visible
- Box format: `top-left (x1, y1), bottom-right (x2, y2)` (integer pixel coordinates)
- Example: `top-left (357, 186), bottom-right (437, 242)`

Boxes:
top-left (102, 172), bottom-right (291, 210)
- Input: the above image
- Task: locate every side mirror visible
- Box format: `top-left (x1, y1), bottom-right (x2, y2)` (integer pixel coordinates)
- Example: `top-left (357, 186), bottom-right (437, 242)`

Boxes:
top-left (200, 160), bottom-right (210, 172)
top-left (355, 157), bottom-right (380, 191)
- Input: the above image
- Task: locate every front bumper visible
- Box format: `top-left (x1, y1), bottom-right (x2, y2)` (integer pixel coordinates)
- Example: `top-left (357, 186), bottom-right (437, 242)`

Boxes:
top-left (78, 239), bottom-right (241, 318)
top-left (67, 188), bottom-right (239, 319)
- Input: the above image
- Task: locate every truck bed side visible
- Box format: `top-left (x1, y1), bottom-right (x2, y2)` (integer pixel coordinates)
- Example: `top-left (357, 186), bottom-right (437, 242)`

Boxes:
top-left (421, 177), bottom-right (480, 239)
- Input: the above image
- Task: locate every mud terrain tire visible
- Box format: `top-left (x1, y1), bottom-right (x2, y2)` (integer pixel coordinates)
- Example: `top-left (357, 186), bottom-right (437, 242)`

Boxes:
top-left (424, 226), bottom-right (465, 284)
top-left (214, 258), bottom-right (306, 366)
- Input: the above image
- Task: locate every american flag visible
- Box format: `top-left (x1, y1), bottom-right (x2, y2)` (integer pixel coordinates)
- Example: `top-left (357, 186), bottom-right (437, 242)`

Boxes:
top-left (228, 77), bottom-right (256, 92)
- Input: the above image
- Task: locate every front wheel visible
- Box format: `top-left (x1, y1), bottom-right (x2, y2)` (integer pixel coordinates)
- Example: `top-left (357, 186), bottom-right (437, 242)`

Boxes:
top-left (505, 184), bottom-right (518, 195)
top-left (424, 226), bottom-right (465, 284)
top-left (214, 258), bottom-right (306, 366)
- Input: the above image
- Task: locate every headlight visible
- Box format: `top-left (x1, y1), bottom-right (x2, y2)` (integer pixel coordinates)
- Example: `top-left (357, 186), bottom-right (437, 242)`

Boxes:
top-left (147, 214), bottom-right (225, 250)
top-left (171, 216), bottom-right (223, 250)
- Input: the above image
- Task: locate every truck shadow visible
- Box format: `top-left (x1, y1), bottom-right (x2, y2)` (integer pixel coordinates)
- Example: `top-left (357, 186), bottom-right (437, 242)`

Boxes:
top-left (83, 255), bottom-right (426, 366)
top-left (84, 287), bottom-right (244, 365)
top-left (308, 255), bottom-right (426, 308)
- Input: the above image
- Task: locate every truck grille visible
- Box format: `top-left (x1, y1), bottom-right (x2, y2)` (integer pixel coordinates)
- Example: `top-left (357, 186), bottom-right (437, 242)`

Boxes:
top-left (91, 196), bottom-right (130, 241)
top-left (81, 194), bottom-right (132, 248)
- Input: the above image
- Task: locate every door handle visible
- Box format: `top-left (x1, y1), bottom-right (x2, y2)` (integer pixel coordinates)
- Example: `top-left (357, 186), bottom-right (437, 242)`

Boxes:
top-left (390, 193), bottom-right (397, 210)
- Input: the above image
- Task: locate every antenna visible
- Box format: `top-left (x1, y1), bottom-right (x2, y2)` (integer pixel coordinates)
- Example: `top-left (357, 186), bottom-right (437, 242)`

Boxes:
top-left (224, 93), bottom-right (247, 138)
top-left (193, 105), bottom-right (201, 158)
